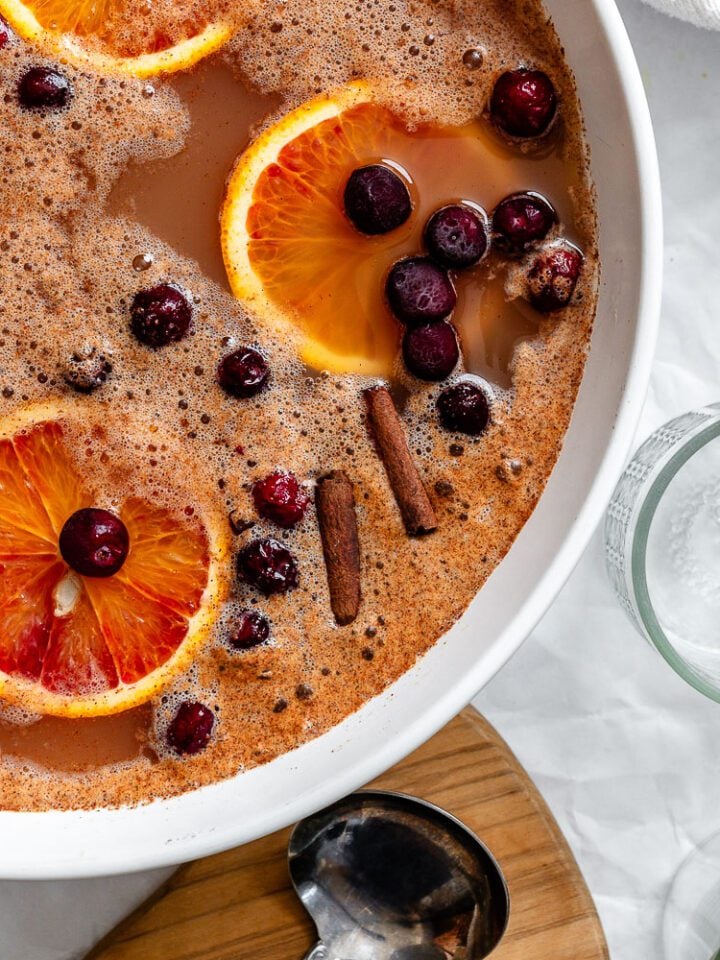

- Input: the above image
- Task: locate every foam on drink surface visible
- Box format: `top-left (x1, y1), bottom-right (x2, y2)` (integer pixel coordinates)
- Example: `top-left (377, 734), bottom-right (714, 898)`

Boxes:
top-left (0, 0), bottom-right (598, 809)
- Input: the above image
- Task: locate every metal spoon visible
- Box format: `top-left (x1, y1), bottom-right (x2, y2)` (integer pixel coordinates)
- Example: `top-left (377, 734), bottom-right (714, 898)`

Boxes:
top-left (288, 790), bottom-right (510, 960)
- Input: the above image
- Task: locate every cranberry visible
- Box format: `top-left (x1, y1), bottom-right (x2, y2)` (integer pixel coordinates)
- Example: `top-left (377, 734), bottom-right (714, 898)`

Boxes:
top-left (167, 701), bottom-right (214, 756)
top-left (59, 508), bottom-right (129, 578)
top-left (229, 609), bottom-right (271, 650)
top-left (492, 192), bottom-right (557, 254)
top-left (344, 164), bottom-right (412, 235)
top-left (237, 537), bottom-right (298, 595)
top-left (437, 381), bottom-right (491, 435)
top-left (424, 204), bottom-right (489, 269)
top-left (18, 66), bottom-right (72, 111)
top-left (386, 257), bottom-right (456, 326)
top-left (252, 471), bottom-right (309, 528)
top-left (489, 69), bottom-right (557, 139)
top-left (402, 321), bottom-right (459, 381)
top-left (130, 283), bottom-right (192, 347)
top-left (218, 347), bottom-right (270, 399)
top-left (0, 18), bottom-right (11, 48)
top-left (525, 241), bottom-right (583, 312)
top-left (63, 346), bottom-right (112, 393)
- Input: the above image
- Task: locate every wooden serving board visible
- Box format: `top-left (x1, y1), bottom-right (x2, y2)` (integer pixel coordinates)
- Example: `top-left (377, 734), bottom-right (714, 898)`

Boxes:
top-left (89, 708), bottom-right (608, 960)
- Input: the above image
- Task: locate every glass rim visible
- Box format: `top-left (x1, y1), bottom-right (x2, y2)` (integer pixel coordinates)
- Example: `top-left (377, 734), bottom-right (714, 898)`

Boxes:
top-left (631, 413), bottom-right (720, 702)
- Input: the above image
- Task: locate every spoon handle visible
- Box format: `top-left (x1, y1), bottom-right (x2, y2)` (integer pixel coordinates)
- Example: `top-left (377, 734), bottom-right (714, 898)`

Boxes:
top-left (301, 941), bottom-right (330, 960)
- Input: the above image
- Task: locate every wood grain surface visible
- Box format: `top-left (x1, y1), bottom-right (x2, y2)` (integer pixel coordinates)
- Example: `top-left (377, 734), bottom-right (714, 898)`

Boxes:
top-left (89, 707), bottom-right (608, 960)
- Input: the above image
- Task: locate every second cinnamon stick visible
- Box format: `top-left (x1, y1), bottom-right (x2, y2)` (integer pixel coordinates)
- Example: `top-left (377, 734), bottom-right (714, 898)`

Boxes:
top-left (364, 385), bottom-right (437, 536)
top-left (316, 470), bottom-right (361, 626)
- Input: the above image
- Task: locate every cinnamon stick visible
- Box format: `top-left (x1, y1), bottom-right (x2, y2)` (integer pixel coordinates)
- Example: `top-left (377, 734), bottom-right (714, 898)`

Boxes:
top-left (364, 385), bottom-right (437, 536)
top-left (315, 470), bottom-right (361, 626)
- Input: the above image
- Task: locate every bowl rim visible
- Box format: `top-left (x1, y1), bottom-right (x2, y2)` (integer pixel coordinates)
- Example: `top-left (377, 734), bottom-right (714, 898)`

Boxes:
top-left (0, 0), bottom-right (663, 879)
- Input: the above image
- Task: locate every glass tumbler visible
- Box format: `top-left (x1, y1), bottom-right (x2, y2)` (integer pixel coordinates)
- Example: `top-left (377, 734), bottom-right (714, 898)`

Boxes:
top-left (606, 404), bottom-right (720, 960)
top-left (605, 403), bottom-right (720, 701)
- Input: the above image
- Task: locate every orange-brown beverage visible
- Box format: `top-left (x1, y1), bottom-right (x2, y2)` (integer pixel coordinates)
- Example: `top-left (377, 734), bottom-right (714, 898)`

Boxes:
top-left (0, 0), bottom-right (598, 810)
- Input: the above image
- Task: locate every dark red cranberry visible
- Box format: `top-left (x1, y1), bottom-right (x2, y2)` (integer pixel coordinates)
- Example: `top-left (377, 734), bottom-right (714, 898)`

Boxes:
top-left (492, 192), bottom-right (557, 254)
top-left (489, 69), bottom-right (557, 139)
top-left (59, 508), bottom-right (129, 578)
top-left (130, 283), bottom-right (192, 347)
top-left (437, 381), bottom-right (491, 435)
top-left (18, 66), bottom-right (72, 111)
top-left (344, 164), bottom-right (412, 235)
top-left (218, 347), bottom-right (270, 399)
top-left (237, 537), bottom-right (298, 595)
top-left (402, 321), bottom-right (459, 381)
top-left (252, 471), bottom-right (309, 528)
top-left (0, 18), bottom-right (11, 48)
top-left (424, 204), bottom-right (489, 269)
top-left (525, 241), bottom-right (583, 312)
top-left (229, 609), bottom-right (270, 649)
top-left (386, 257), bottom-right (456, 326)
top-left (167, 701), bottom-right (214, 756)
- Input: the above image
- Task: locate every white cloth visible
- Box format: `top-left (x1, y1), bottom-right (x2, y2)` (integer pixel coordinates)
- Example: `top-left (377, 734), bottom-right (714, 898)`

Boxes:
top-left (0, 3), bottom-right (718, 960)
top-left (639, 0), bottom-right (720, 29)
top-left (0, 870), bottom-right (172, 960)
top-left (477, 4), bottom-right (720, 959)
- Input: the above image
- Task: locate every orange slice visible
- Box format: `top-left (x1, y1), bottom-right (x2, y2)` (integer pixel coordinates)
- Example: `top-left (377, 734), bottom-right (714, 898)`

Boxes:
top-left (222, 83), bottom-right (422, 378)
top-left (0, 0), bottom-right (231, 77)
top-left (222, 84), bottom-right (506, 376)
top-left (0, 402), bottom-right (229, 717)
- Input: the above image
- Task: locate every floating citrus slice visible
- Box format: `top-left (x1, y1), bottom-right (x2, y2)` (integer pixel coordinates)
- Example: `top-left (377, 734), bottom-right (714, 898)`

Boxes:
top-left (0, 402), bottom-right (228, 718)
top-left (0, 0), bottom-right (231, 77)
top-left (222, 83), bottom-right (424, 378)
top-left (221, 84), bottom-right (508, 377)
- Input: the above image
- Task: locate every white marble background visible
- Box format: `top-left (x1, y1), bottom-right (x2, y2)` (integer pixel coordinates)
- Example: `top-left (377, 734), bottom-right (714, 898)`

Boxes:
top-left (2, 2), bottom-right (719, 958)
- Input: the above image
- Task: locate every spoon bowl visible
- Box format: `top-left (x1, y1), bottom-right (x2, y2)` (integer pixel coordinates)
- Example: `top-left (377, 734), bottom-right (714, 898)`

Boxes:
top-left (288, 790), bottom-right (509, 960)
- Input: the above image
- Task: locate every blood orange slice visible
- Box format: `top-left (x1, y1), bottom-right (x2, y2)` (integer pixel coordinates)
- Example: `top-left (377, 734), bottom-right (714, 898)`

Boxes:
top-left (0, 403), bottom-right (228, 717)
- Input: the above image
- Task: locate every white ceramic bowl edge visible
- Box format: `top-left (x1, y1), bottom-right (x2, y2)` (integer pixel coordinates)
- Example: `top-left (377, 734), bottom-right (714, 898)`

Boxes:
top-left (0, 0), bottom-right (662, 878)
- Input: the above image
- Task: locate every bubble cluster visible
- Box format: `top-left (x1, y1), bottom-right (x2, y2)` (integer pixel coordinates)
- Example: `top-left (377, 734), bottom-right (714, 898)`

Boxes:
top-left (224, 0), bottom-right (554, 128)
top-left (0, 704), bottom-right (41, 727)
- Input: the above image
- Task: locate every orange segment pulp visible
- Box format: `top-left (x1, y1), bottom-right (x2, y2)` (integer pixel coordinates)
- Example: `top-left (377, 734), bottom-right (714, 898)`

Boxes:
top-left (13, 420), bottom-right (86, 532)
top-left (0, 403), bottom-right (228, 717)
top-left (30, 0), bottom-right (119, 35)
top-left (0, 0), bottom-right (232, 77)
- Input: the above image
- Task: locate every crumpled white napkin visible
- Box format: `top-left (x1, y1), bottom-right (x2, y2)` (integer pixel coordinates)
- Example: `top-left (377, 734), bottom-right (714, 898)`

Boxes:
top-left (639, 0), bottom-right (720, 29)
top-left (0, 870), bottom-right (173, 960)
